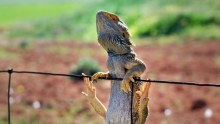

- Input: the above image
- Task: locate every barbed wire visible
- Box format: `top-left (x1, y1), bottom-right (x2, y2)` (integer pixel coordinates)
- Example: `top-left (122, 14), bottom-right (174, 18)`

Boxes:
top-left (1, 69), bottom-right (220, 87)
top-left (0, 68), bottom-right (220, 124)
top-left (0, 70), bottom-right (8, 73)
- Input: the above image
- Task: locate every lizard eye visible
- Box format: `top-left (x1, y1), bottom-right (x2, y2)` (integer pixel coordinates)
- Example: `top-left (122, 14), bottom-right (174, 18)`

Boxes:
top-left (109, 14), bottom-right (119, 21)
top-left (122, 31), bottom-right (130, 38)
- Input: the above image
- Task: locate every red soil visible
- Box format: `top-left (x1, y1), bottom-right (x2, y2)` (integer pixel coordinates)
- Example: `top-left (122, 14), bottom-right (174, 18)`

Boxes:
top-left (0, 41), bottom-right (220, 124)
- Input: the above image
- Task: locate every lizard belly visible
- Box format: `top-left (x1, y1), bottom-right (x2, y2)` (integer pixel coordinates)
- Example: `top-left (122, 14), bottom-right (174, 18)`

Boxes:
top-left (106, 81), bottom-right (132, 124)
top-left (106, 55), bottom-right (133, 124)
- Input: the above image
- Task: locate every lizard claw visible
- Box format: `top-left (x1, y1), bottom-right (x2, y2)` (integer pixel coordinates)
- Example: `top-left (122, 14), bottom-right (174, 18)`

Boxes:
top-left (129, 77), bottom-right (135, 82)
top-left (121, 75), bottom-right (136, 93)
top-left (82, 74), bottom-right (96, 99)
top-left (121, 78), bottom-right (131, 93)
top-left (135, 91), bottom-right (142, 97)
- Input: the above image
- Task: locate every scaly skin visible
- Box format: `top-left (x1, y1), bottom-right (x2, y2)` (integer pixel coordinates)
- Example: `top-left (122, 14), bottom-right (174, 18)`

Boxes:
top-left (83, 11), bottom-right (151, 124)
top-left (136, 83), bottom-right (151, 124)
top-left (95, 11), bottom-right (146, 93)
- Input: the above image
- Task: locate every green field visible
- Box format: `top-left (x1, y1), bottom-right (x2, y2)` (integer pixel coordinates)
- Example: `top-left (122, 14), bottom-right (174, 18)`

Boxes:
top-left (0, 3), bottom-right (80, 26)
top-left (0, 0), bottom-right (220, 41)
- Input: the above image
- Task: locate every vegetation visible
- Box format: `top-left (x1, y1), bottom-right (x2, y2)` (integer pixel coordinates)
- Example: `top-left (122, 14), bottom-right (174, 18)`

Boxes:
top-left (19, 40), bottom-right (31, 49)
top-left (0, 1), bottom-right (219, 124)
top-left (0, 3), bottom-right (80, 26)
top-left (0, 0), bottom-right (219, 42)
top-left (0, 48), bottom-right (19, 60)
top-left (69, 58), bottom-right (100, 81)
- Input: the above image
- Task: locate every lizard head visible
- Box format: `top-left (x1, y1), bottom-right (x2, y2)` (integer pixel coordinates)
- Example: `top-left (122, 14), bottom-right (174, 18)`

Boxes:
top-left (96, 11), bottom-right (130, 39)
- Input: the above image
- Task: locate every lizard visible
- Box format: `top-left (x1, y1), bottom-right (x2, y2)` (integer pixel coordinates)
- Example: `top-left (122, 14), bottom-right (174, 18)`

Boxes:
top-left (82, 11), bottom-right (151, 124)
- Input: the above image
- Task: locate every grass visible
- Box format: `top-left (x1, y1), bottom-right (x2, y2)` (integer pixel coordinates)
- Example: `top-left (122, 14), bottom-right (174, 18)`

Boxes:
top-left (0, 3), bottom-right (80, 26)
top-left (214, 56), bottom-right (220, 66)
top-left (0, 48), bottom-right (19, 60)
top-left (1, 0), bottom-right (220, 42)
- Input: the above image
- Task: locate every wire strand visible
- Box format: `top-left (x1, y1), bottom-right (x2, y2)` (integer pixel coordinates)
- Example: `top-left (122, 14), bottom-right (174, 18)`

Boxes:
top-left (0, 70), bottom-right (217, 87)
top-left (0, 70), bottom-right (8, 73)
top-left (12, 70), bottom-right (90, 78)
top-left (131, 82), bottom-right (134, 124)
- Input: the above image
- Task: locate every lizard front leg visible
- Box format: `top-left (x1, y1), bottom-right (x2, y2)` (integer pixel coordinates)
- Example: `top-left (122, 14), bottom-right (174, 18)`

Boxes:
top-left (81, 74), bottom-right (107, 118)
top-left (92, 72), bottom-right (109, 81)
top-left (121, 59), bottom-right (146, 93)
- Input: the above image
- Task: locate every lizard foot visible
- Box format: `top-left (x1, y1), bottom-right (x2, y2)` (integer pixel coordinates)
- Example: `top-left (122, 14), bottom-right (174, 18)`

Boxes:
top-left (92, 72), bottom-right (109, 81)
top-left (136, 82), bottom-right (151, 104)
top-left (136, 81), bottom-right (151, 124)
top-left (121, 76), bottom-right (134, 93)
top-left (81, 73), bottom-right (96, 99)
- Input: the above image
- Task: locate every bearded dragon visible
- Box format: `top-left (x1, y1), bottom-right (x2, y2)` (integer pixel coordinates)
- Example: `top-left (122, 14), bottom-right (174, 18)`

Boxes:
top-left (82, 11), bottom-right (151, 124)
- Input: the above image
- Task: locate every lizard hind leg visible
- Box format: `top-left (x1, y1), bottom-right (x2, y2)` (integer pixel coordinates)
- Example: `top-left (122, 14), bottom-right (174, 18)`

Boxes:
top-left (136, 82), bottom-right (151, 124)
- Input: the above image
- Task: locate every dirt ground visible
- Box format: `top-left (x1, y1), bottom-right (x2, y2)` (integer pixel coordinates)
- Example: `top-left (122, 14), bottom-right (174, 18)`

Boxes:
top-left (0, 40), bottom-right (220, 124)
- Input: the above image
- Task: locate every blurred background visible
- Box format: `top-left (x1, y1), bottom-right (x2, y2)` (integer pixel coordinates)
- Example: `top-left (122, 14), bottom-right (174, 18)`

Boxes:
top-left (0, 0), bottom-right (220, 124)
